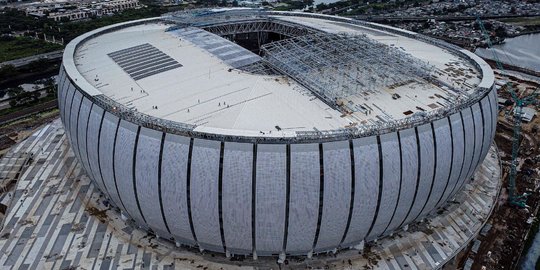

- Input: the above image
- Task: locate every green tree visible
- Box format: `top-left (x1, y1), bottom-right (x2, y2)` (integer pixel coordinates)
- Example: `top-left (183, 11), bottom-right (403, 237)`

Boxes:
top-left (7, 86), bottom-right (23, 98)
top-left (9, 99), bottom-right (17, 108)
top-left (495, 26), bottom-right (507, 38)
top-left (316, 3), bottom-right (328, 11)
top-left (44, 77), bottom-right (56, 95)
top-left (303, 0), bottom-right (313, 7)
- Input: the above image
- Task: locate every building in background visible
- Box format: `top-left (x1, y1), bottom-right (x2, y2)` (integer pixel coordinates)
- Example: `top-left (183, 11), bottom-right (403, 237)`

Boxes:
top-left (25, 0), bottom-right (141, 21)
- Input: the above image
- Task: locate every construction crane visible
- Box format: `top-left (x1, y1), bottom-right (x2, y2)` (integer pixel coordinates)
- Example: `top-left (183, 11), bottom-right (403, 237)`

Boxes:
top-left (476, 17), bottom-right (539, 208)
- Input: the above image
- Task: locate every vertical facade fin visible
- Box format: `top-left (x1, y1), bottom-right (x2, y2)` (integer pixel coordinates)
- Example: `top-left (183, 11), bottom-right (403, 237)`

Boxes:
top-left (93, 107), bottom-right (112, 199)
top-left (111, 118), bottom-right (129, 213)
top-left (435, 117), bottom-right (454, 208)
top-left (132, 126), bottom-right (147, 224)
top-left (398, 127), bottom-right (421, 228)
top-left (65, 88), bottom-right (76, 136)
top-left (282, 144), bottom-right (291, 252)
top-left (382, 131), bottom-right (403, 235)
top-left (312, 143), bottom-right (324, 250)
top-left (218, 141), bottom-right (226, 252)
top-left (158, 132), bottom-right (172, 235)
top-left (448, 111), bottom-right (467, 199)
top-left (186, 138), bottom-right (198, 243)
top-left (74, 97), bottom-right (84, 161)
top-left (366, 136), bottom-right (383, 238)
top-left (415, 123), bottom-right (438, 220)
top-left (462, 106), bottom-right (477, 190)
top-left (251, 143), bottom-right (257, 254)
top-left (474, 101), bottom-right (486, 171)
top-left (58, 70), bottom-right (68, 117)
top-left (340, 140), bottom-right (355, 245)
top-left (84, 103), bottom-right (95, 173)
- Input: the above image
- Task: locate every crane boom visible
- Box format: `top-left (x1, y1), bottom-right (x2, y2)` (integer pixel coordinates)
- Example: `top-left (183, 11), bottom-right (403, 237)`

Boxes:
top-left (476, 17), bottom-right (538, 207)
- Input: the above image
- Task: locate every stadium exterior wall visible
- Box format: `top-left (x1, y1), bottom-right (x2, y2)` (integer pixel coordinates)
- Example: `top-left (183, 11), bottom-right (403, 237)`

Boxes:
top-left (57, 17), bottom-right (498, 256)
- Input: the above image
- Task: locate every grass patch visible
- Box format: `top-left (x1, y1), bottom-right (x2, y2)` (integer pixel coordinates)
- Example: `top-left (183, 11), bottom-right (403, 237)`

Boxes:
top-left (0, 36), bottom-right (62, 62)
top-left (500, 16), bottom-right (540, 26)
top-left (0, 108), bottom-right (59, 129)
top-left (0, 94), bottom-right (56, 117)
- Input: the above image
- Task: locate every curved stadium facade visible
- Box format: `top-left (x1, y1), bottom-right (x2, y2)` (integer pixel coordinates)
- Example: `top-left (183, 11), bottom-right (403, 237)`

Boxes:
top-left (57, 9), bottom-right (497, 256)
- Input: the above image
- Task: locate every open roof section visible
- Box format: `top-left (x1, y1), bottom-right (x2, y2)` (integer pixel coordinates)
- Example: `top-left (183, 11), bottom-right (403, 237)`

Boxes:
top-left (65, 9), bottom-right (494, 142)
top-left (261, 32), bottom-right (435, 109)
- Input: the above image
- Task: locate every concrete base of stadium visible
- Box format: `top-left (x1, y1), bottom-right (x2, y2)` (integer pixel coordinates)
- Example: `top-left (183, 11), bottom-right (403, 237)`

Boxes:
top-left (0, 119), bottom-right (501, 269)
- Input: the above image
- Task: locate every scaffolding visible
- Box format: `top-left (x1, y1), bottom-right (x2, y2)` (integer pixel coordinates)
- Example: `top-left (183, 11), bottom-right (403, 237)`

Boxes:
top-left (261, 32), bottom-right (434, 107)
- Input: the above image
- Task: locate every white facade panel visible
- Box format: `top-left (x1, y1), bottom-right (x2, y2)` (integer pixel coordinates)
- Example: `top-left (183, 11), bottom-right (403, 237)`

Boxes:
top-left (287, 143), bottom-right (319, 254)
top-left (467, 103), bottom-right (484, 181)
top-left (255, 144), bottom-right (286, 255)
top-left (68, 91), bottom-right (83, 161)
top-left (316, 141), bottom-right (351, 251)
top-left (60, 96), bottom-right (496, 255)
top-left (76, 98), bottom-right (93, 184)
top-left (405, 124), bottom-right (434, 223)
top-left (479, 97), bottom-right (493, 165)
top-left (367, 132), bottom-right (400, 240)
top-left (342, 136), bottom-right (378, 247)
top-left (114, 121), bottom-right (146, 226)
top-left (489, 88), bottom-right (498, 142)
top-left (453, 108), bottom-right (475, 198)
top-left (58, 71), bottom-right (70, 122)
top-left (57, 68), bottom-right (66, 114)
top-left (385, 127), bottom-right (418, 233)
top-left (161, 134), bottom-right (195, 245)
top-left (222, 142), bottom-right (253, 254)
top-left (63, 84), bottom-right (76, 141)
top-left (58, 67), bottom-right (65, 87)
top-left (420, 118), bottom-right (452, 218)
top-left (98, 112), bottom-right (124, 211)
top-left (87, 106), bottom-right (107, 197)
top-left (437, 113), bottom-right (465, 208)
top-left (190, 139), bottom-right (223, 252)
top-left (135, 128), bottom-right (170, 238)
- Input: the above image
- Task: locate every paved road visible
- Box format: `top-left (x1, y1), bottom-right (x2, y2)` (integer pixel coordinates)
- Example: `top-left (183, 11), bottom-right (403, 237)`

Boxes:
top-left (0, 100), bottom-right (58, 125)
top-left (0, 90), bottom-right (49, 111)
top-left (0, 50), bottom-right (64, 68)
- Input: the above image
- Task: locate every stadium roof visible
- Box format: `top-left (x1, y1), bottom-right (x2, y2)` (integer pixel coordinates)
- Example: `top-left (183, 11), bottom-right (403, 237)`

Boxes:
top-left (67, 9), bottom-right (493, 137)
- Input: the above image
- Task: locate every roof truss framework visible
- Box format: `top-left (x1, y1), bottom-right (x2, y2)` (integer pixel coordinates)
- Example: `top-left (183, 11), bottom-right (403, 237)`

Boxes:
top-left (261, 33), bottom-right (434, 106)
top-left (202, 19), bottom-right (314, 38)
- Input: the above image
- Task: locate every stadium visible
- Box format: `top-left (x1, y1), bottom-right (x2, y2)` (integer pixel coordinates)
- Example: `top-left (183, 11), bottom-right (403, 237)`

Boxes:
top-left (57, 9), bottom-right (497, 257)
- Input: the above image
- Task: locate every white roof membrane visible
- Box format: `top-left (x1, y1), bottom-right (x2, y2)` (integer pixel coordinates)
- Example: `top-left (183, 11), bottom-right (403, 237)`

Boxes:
top-left (67, 12), bottom-right (491, 137)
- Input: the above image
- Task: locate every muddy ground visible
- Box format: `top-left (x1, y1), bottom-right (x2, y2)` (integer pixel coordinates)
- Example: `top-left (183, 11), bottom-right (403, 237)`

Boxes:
top-left (452, 77), bottom-right (540, 270)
